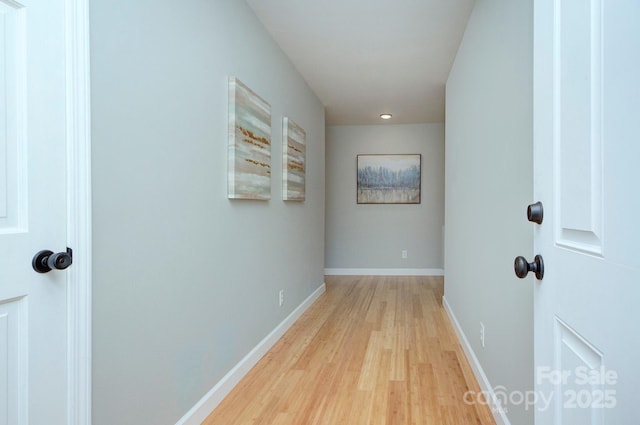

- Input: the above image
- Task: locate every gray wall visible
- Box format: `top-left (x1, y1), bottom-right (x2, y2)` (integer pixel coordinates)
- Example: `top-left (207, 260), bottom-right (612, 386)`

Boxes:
top-left (325, 124), bottom-right (444, 270)
top-left (90, 1), bottom-right (325, 424)
top-left (444, 0), bottom-right (533, 424)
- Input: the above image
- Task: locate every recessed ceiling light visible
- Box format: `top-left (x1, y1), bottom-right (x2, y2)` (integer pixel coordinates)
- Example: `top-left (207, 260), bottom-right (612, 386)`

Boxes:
top-left (380, 113), bottom-right (392, 120)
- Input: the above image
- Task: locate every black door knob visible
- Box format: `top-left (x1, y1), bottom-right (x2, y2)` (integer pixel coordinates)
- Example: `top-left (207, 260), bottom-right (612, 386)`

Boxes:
top-left (514, 255), bottom-right (544, 280)
top-left (527, 201), bottom-right (543, 224)
top-left (32, 248), bottom-right (73, 273)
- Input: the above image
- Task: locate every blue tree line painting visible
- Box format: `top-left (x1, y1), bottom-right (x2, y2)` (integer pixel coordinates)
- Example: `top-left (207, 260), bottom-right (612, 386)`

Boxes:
top-left (357, 154), bottom-right (421, 204)
top-left (357, 165), bottom-right (420, 189)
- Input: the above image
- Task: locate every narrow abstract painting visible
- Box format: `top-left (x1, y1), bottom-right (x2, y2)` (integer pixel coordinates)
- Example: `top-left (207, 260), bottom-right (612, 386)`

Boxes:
top-left (357, 154), bottom-right (421, 204)
top-left (228, 77), bottom-right (272, 200)
top-left (282, 117), bottom-right (306, 201)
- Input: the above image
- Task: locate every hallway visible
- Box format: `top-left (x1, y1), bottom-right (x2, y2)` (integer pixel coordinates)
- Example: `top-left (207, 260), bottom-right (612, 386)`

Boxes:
top-left (204, 276), bottom-right (495, 424)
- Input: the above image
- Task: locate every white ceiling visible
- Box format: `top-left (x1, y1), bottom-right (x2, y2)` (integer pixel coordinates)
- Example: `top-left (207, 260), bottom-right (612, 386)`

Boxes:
top-left (245, 0), bottom-right (475, 125)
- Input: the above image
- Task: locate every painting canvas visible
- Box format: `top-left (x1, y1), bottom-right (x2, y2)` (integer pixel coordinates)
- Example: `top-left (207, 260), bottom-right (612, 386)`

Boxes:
top-left (282, 117), bottom-right (306, 201)
top-left (228, 77), bottom-right (272, 200)
top-left (357, 154), bottom-right (421, 204)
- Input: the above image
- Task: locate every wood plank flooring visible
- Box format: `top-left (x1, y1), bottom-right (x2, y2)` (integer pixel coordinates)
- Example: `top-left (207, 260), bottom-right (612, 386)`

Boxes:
top-left (203, 276), bottom-right (496, 425)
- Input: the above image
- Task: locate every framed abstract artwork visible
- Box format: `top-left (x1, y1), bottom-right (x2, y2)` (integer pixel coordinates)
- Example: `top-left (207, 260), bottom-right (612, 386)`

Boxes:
top-left (282, 117), bottom-right (306, 201)
top-left (228, 77), bottom-right (272, 200)
top-left (357, 154), bottom-right (421, 204)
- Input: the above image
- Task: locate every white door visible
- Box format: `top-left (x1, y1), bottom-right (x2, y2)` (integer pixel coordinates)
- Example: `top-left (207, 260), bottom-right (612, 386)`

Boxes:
top-left (532, 0), bottom-right (640, 424)
top-left (0, 0), bottom-right (70, 423)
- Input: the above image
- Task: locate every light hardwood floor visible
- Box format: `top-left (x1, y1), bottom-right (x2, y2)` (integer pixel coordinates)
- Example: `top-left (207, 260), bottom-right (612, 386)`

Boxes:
top-left (203, 276), bottom-right (496, 425)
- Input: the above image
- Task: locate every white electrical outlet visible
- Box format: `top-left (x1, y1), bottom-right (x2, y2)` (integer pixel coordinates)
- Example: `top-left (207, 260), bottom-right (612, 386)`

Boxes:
top-left (402, 250), bottom-right (408, 259)
top-left (480, 322), bottom-right (485, 348)
top-left (279, 289), bottom-right (284, 307)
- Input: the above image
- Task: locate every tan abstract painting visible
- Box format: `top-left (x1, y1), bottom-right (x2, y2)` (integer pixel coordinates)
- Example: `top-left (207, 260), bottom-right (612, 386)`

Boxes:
top-left (282, 117), bottom-right (306, 201)
top-left (228, 77), bottom-right (272, 200)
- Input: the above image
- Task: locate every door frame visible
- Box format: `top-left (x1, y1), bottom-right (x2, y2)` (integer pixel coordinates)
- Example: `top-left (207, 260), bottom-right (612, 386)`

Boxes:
top-left (65, 0), bottom-right (92, 423)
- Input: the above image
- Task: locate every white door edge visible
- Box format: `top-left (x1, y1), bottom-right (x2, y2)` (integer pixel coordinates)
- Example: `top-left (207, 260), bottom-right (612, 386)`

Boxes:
top-left (65, 0), bottom-right (92, 423)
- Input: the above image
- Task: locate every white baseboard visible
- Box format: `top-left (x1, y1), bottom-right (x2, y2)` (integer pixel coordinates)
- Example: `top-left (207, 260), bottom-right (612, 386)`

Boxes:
top-left (324, 268), bottom-right (444, 276)
top-left (175, 282), bottom-right (327, 425)
top-left (442, 296), bottom-right (510, 425)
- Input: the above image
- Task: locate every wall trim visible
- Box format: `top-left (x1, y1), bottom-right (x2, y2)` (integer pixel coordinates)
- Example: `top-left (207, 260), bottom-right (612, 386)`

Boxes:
top-left (442, 296), bottom-right (510, 425)
top-left (175, 282), bottom-right (327, 425)
top-left (66, 0), bottom-right (92, 423)
top-left (324, 268), bottom-right (444, 276)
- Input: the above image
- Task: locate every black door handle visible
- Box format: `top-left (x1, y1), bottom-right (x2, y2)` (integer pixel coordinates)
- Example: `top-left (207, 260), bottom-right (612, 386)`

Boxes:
top-left (527, 201), bottom-right (543, 224)
top-left (514, 255), bottom-right (544, 280)
top-left (32, 248), bottom-right (73, 273)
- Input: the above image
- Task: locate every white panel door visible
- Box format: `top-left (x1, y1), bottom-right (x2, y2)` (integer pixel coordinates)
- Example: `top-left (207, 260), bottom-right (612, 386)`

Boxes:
top-left (0, 0), bottom-right (69, 423)
top-left (533, 0), bottom-right (640, 424)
